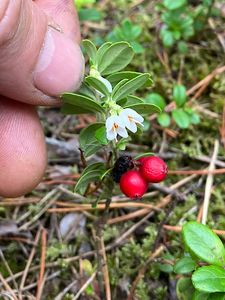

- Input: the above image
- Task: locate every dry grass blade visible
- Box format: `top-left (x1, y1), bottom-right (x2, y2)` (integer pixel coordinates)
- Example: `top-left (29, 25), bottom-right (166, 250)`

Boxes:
top-left (202, 140), bottom-right (219, 225)
top-left (36, 228), bottom-right (47, 300)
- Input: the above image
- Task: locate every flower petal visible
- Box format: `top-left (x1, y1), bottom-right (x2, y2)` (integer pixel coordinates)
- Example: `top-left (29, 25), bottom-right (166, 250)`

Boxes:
top-left (120, 108), bottom-right (144, 124)
top-left (117, 127), bottom-right (128, 138)
top-left (127, 121), bottom-right (137, 133)
top-left (107, 129), bottom-right (117, 141)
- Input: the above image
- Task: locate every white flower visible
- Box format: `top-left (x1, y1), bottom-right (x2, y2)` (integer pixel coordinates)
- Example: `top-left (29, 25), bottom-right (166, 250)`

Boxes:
top-left (106, 115), bottom-right (128, 141)
top-left (119, 108), bottom-right (144, 133)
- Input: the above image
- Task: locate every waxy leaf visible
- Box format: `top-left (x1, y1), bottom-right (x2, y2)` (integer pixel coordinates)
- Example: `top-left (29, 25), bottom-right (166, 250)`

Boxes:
top-left (173, 84), bottom-right (187, 107)
top-left (172, 108), bottom-right (190, 128)
top-left (113, 74), bottom-right (150, 102)
top-left (85, 76), bottom-right (110, 96)
top-left (96, 42), bottom-right (112, 64)
top-left (98, 42), bottom-right (134, 75)
top-left (124, 103), bottom-right (161, 115)
top-left (62, 93), bottom-right (104, 114)
top-left (75, 162), bottom-right (106, 194)
top-left (107, 71), bottom-right (153, 88)
top-left (95, 126), bottom-right (108, 145)
top-left (157, 113), bottom-right (170, 127)
top-left (145, 93), bottom-right (166, 110)
top-left (174, 257), bottom-right (197, 274)
top-left (182, 222), bottom-right (225, 267)
top-left (192, 266), bottom-right (225, 293)
top-left (79, 123), bottom-right (105, 157)
top-left (82, 39), bottom-right (97, 64)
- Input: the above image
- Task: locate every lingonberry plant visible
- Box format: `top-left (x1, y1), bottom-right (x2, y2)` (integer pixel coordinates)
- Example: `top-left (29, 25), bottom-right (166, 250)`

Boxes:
top-left (61, 40), bottom-right (168, 298)
top-left (61, 40), bottom-right (165, 201)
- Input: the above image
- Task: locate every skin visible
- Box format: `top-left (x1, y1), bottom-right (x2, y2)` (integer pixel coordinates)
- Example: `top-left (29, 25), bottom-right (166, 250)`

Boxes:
top-left (0, 0), bottom-right (84, 197)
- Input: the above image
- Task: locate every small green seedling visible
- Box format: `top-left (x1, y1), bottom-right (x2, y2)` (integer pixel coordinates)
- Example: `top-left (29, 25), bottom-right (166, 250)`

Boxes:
top-left (146, 84), bottom-right (200, 129)
top-left (107, 19), bottom-right (144, 54)
top-left (157, 0), bottom-right (218, 52)
top-left (175, 221), bottom-right (225, 300)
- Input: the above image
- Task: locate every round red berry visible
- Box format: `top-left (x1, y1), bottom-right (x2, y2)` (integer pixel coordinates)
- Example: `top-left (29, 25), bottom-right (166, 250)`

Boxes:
top-left (119, 170), bottom-right (148, 199)
top-left (139, 156), bottom-right (167, 183)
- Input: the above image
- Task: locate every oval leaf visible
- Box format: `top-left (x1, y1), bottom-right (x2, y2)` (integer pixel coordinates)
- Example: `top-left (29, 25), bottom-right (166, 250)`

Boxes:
top-left (124, 103), bottom-right (161, 115)
top-left (113, 74), bottom-right (151, 102)
top-left (107, 71), bottom-right (153, 88)
top-left (192, 266), bottom-right (225, 293)
top-left (75, 162), bottom-right (105, 194)
top-left (62, 93), bottom-right (105, 114)
top-left (173, 84), bottom-right (187, 107)
top-left (98, 42), bottom-right (134, 75)
top-left (85, 76), bottom-right (110, 96)
top-left (172, 108), bottom-right (190, 128)
top-left (79, 123), bottom-right (105, 157)
top-left (82, 39), bottom-right (97, 64)
top-left (174, 257), bottom-right (197, 274)
top-left (157, 113), bottom-right (171, 127)
top-left (182, 222), bottom-right (225, 267)
top-left (145, 93), bottom-right (166, 110)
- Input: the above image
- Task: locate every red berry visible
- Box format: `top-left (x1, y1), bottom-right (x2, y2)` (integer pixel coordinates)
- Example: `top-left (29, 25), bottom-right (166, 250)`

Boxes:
top-left (139, 156), bottom-right (167, 183)
top-left (120, 170), bottom-right (148, 199)
top-left (138, 156), bottom-right (147, 165)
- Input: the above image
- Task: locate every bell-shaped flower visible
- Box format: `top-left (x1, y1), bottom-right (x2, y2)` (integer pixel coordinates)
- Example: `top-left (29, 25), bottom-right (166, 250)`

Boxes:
top-left (106, 115), bottom-right (128, 141)
top-left (119, 108), bottom-right (144, 133)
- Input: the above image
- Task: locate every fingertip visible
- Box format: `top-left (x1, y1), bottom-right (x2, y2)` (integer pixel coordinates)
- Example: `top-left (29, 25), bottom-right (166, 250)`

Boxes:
top-left (0, 99), bottom-right (47, 198)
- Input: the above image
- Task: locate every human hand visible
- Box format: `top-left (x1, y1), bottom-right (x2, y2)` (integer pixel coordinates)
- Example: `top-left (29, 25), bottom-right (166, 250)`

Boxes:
top-left (0, 0), bottom-right (84, 197)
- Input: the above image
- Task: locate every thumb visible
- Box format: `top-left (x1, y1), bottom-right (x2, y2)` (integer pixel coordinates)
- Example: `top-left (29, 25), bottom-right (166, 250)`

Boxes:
top-left (0, 0), bottom-right (84, 106)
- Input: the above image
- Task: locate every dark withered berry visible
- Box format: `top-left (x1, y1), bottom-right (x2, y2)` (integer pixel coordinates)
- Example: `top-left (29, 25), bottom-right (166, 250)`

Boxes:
top-left (112, 155), bottom-right (134, 183)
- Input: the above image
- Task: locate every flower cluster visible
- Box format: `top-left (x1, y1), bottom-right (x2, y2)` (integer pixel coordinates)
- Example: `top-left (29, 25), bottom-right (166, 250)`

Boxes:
top-left (106, 108), bottom-right (144, 141)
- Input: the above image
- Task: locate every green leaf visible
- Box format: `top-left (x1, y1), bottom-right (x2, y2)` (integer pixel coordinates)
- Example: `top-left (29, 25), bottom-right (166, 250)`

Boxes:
top-left (79, 123), bottom-right (105, 157)
top-left (145, 93), bottom-right (166, 110)
top-left (113, 74), bottom-right (150, 102)
top-left (178, 41), bottom-right (188, 54)
top-left (192, 290), bottom-right (210, 300)
top-left (208, 293), bottom-right (225, 300)
top-left (172, 108), bottom-right (190, 128)
top-left (124, 95), bottom-right (144, 105)
top-left (78, 8), bottom-right (102, 21)
top-left (176, 277), bottom-right (195, 300)
top-left (192, 266), bottom-right (225, 293)
top-left (85, 76), bottom-right (110, 96)
top-left (96, 42), bottom-right (112, 64)
top-left (62, 93), bottom-right (105, 114)
top-left (184, 108), bottom-right (200, 125)
top-left (61, 103), bottom-right (93, 115)
top-left (94, 126), bottom-right (108, 145)
top-left (157, 263), bottom-right (173, 273)
top-left (163, 0), bottom-right (187, 10)
top-left (124, 103), bottom-right (161, 115)
top-left (157, 113), bottom-right (171, 127)
top-left (182, 222), bottom-right (225, 267)
top-left (174, 257), bottom-right (196, 274)
top-left (193, 291), bottom-right (225, 300)
top-left (107, 71), bottom-right (153, 88)
top-left (82, 39), bottom-right (97, 64)
top-left (74, 162), bottom-right (106, 193)
top-left (111, 79), bottom-right (129, 98)
top-left (173, 84), bottom-right (187, 107)
top-left (97, 42), bottom-right (134, 75)
top-left (161, 29), bottom-right (174, 47)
